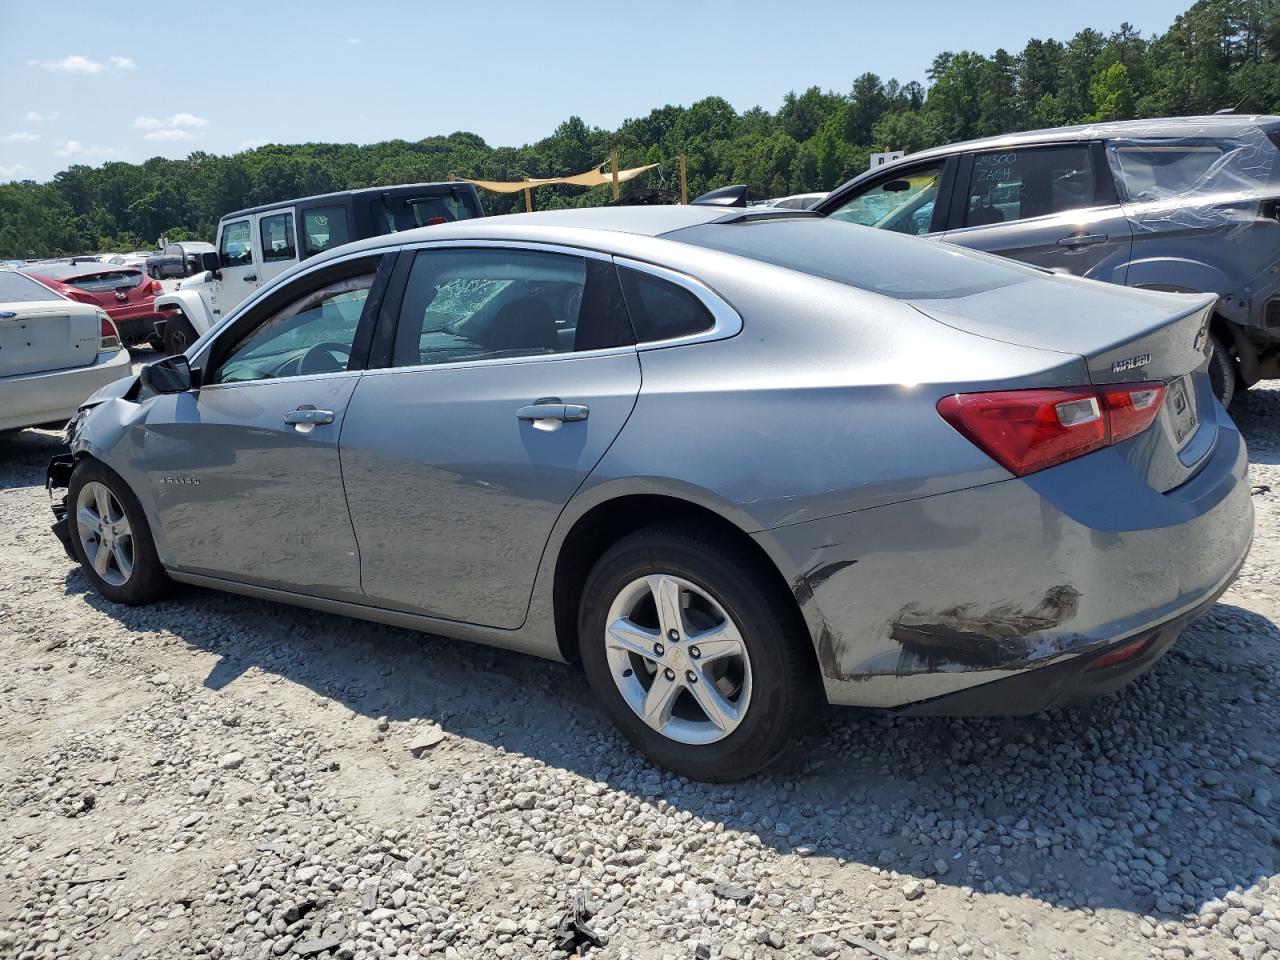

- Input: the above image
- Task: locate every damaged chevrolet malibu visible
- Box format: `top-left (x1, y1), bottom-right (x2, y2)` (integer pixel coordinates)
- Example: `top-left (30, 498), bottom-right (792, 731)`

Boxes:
top-left (47, 205), bottom-right (1253, 781)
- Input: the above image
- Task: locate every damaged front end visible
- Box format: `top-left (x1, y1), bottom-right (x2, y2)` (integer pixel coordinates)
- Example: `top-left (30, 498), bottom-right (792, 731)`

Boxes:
top-left (47, 452), bottom-right (77, 561)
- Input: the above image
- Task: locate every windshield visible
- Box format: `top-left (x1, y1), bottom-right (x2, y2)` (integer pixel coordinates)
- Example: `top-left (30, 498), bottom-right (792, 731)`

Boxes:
top-left (0, 272), bottom-right (64, 303)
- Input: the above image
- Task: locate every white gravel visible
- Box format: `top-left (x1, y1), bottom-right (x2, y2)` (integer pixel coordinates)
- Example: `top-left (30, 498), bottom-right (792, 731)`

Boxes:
top-left (1, 386), bottom-right (1279, 960)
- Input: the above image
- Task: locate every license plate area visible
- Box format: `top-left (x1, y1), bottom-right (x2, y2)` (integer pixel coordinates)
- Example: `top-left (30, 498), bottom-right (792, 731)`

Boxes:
top-left (1166, 376), bottom-right (1197, 448)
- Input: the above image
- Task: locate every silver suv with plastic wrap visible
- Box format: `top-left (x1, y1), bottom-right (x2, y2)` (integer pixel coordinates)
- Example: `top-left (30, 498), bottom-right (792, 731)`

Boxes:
top-left (817, 114), bottom-right (1280, 406)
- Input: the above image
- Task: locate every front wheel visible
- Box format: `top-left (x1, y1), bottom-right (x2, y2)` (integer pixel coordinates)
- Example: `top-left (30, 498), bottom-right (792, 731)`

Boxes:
top-left (578, 524), bottom-right (815, 781)
top-left (161, 312), bottom-right (198, 357)
top-left (67, 460), bottom-right (170, 605)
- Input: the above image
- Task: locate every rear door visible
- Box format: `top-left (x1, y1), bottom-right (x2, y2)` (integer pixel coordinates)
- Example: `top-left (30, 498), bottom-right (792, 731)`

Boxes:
top-left (0, 273), bottom-right (97, 376)
top-left (256, 207), bottom-right (299, 286)
top-left (339, 242), bottom-right (641, 628)
top-left (217, 218), bottom-right (260, 310)
top-left (941, 142), bottom-right (1134, 283)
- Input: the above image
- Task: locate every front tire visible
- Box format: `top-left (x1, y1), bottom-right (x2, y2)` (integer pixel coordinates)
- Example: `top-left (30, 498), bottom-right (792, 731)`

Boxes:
top-left (67, 460), bottom-right (170, 605)
top-left (578, 524), bottom-right (815, 781)
top-left (1208, 333), bottom-right (1237, 408)
top-left (161, 312), bottom-right (198, 357)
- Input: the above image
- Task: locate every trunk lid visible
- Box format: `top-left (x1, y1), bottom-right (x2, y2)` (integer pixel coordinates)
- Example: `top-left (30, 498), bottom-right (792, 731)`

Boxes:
top-left (909, 274), bottom-right (1218, 493)
top-left (0, 271), bottom-right (101, 377)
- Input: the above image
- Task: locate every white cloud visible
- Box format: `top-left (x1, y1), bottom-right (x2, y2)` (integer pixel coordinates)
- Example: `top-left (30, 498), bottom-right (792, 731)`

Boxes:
top-left (1, 131), bottom-right (40, 144)
top-left (53, 140), bottom-right (120, 159)
top-left (346, 37), bottom-right (362, 45)
top-left (24, 111), bottom-right (58, 124)
top-left (0, 164), bottom-right (27, 180)
top-left (27, 54), bottom-right (136, 74)
top-left (135, 113), bottom-right (207, 141)
top-left (144, 128), bottom-right (195, 142)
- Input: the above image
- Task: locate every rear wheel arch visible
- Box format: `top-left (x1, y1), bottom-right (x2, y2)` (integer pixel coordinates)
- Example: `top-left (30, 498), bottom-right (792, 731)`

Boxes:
top-left (551, 494), bottom-right (817, 676)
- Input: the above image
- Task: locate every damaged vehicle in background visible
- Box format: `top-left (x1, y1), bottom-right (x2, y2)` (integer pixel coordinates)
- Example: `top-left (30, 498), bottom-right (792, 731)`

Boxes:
top-left (21, 260), bottom-right (166, 348)
top-left (817, 114), bottom-right (1280, 407)
top-left (47, 206), bottom-right (1252, 781)
top-left (153, 182), bottom-right (484, 356)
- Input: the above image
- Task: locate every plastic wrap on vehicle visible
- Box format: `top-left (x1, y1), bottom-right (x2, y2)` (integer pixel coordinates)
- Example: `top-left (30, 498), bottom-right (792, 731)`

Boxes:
top-left (1099, 117), bottom-right (1279, 241)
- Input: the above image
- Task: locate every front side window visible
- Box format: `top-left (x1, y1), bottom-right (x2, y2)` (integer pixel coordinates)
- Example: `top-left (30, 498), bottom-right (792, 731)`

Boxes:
top-left (212, 273), bottom-right (375, 384)
top-left (260, 212), bottom-right (297, 262)
top-left (302, 205), bottom-right (351, 258)
top-left (391, 248), bottom-right (633, 368)
top-left (219, 220), bottom-right (253, 268)
top-left (963, 146), bottom-right (1095, 227)
top-left (827, 164), bottom-right (944, 236)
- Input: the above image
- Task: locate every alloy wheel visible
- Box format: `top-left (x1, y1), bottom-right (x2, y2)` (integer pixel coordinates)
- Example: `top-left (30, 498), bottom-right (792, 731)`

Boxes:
top-left (75, 481), bottom-right (134, 587)
top-left (603, 574), bottom-right (753, 745)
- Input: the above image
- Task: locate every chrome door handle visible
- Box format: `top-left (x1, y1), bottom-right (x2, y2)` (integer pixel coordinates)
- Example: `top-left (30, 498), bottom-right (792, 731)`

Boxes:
top-left (516, 399), bottom-right (589, 422)
top-left (283, 406), bottom-right (335, 426)
top-left (1056, 234), bottom-right (1107, 248)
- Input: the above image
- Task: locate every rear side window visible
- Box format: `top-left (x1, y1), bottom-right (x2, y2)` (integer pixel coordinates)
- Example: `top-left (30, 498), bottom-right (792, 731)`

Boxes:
top-left (220, 220), bottom-right (253, 267)
top-left (0, 272), bottom-right (63, 302)
top-left (1109, 142), bottom-right (1231, 201)
top-left (302, 205), bottom-right (351, 258)
top-left (369, 193), bottom-right (479, 235)
top-left (259, 212), bottom-right (297, 262)
top-left (617, 267), bottom-right (715, 343)
top-left (391, 248), bottom-right (633, 368)
top-left (963, 146), bottom-right (1095, 227)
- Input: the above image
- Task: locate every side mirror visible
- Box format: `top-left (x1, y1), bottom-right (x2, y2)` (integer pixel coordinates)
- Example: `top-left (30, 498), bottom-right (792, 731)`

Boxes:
top-left (200, 251), bottom-right (220, 274)
top-left (882, 180), bottom-right (911, 193)
top-left (140, 354), bottom-right (198, 394)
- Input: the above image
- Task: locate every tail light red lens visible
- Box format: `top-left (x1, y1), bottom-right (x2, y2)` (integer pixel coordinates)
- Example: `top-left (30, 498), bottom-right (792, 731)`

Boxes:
top-left (937, 381), bottom-right (1168, 477)
top-left (148, 279), bottom-right (163, 295)
top-left (98, 314), bottom-right (121, 353)
top-left (425, 216), bottom-right (448, 226)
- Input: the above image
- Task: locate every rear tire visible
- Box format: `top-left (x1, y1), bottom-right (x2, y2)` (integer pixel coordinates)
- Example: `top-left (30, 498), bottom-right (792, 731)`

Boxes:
top-left (578, 524), bottom-right (815, 781)
top-left (1208, 333), bottom-right (1237, 408)
top-left (67, 459), bottom-right (170, 605)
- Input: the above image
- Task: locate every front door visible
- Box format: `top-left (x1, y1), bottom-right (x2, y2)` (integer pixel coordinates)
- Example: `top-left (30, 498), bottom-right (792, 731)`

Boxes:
top-left (216, 217), bottom-right (261, 313)
top-left (144, 261), bottom-right (384, 599)
top-left (941, 143), bottom-right (1134, 284)
top-left (256, 208), bottom-right (299, 286)
top-left (340, 244), bottom-right (642, 628)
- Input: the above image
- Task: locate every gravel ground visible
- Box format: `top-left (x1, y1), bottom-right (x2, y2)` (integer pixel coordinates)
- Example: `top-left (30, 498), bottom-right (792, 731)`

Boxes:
top-left (1, 386), bottom-right (1278, 960)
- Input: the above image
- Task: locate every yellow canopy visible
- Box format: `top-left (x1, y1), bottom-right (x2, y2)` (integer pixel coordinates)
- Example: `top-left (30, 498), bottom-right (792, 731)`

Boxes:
top-left (461, 162), bottom-right (659, 194)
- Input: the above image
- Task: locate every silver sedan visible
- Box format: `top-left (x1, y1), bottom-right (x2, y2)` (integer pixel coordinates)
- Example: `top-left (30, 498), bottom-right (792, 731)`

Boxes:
top-left (47, 206), bottom-right (1253, 780)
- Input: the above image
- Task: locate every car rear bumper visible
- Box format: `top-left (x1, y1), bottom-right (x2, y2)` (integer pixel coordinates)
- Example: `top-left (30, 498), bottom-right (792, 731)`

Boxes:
top-left (759, 405), bottom-right (1254, 710)
top-left (104, 307), bottom-right (162, 344)
top-left (0, 348), bottom-right (133, 432)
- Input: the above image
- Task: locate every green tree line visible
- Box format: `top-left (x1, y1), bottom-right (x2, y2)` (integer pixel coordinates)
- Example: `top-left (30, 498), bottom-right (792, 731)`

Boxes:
top-left (3, 0), bottom-right (1279, 258)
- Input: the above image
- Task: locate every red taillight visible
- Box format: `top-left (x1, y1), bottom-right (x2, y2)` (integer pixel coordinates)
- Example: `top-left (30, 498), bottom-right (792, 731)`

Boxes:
top-left (425, 216), bottom-right (448, 226)
top-left (98, 314), bottom-right (121, 353)
top-left (148, 279), bottom-right (163, 295)
top-left (938, 381), bottom-right (1168, 477)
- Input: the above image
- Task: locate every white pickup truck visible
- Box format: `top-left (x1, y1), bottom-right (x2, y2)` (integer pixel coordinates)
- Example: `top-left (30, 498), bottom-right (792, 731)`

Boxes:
top-left (154, 182), bottom-right (484, 354)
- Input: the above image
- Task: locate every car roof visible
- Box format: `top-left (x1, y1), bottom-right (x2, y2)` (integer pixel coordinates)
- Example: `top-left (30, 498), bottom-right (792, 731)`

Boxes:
top-left (219, 181), bottom-right (480, 223)
top-left (859, 114), bottom-right (1279, 171)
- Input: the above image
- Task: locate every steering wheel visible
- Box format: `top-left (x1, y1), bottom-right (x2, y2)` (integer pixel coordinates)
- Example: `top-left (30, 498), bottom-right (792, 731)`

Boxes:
top-left (298, 341), bottom-right (351, 375)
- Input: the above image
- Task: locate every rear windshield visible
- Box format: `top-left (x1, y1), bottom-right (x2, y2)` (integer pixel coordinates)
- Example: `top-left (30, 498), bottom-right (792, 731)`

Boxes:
top-left (0, 272), bottom-right (63, 303)
top-left (369, 192), bottom-right (480, 235)
top-left (68, 270), bottom-right (144, 292)
top-left (668, 218), bottom-right (1036, 300)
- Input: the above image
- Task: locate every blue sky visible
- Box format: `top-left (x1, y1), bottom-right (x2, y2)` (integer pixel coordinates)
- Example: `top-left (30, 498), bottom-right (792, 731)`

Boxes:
top-left (1, 0), bottom-right (1189, 183)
